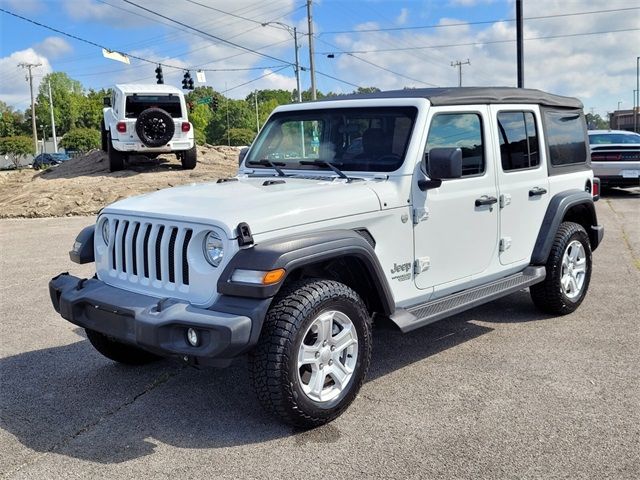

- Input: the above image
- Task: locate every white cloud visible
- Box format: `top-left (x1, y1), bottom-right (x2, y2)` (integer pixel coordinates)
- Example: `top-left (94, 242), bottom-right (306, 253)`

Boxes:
top-left (0, 48), bottom-right (52, 109)
top-left (325, 0), bottom-right (640, 116)
top-left (448, 0), bottom-right (496, 6)
top-left (34, 37), bottom-right (73, 59)
top-left (396, 8), bottom-right (409, 26)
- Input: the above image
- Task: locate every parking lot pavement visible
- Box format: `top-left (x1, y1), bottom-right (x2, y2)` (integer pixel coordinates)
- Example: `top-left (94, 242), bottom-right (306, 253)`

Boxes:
top-left (1, 188), bottom-right (638, 480)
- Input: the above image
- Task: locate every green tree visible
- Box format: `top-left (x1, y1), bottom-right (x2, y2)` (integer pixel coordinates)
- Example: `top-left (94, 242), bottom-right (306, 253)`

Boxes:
top-left (77, 89), bottom-right (109, 129)
top-left (35, 72), bottom-right (84, 137)
top-left (586, 113), bottom-right (609, 130)
top-left (207, 98), bottom-right (254, 145)
top-left (0, 101), bottom-right (28, 137)
top-left (0, 135), bottom-right (34, 168)
top-left (59, 128), bottom-right (100, 152)
top-left (189, 103), bottom-right (213, 145)
top-left (225, 128), bottom-right (255, 146)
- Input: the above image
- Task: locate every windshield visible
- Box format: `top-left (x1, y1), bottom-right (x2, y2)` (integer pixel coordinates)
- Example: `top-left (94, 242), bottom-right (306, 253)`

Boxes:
top-left (246, 107), bottom-right (417, 172)
top-left (589, 133), bottom-right (640, 145)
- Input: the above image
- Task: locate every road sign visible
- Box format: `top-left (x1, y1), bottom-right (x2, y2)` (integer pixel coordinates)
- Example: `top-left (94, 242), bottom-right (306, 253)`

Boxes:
top-left (197, 96), bottom-right (212, 105)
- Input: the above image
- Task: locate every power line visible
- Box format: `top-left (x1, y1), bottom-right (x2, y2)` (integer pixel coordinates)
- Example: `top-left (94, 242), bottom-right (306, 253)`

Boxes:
top-left (315, 37), bottom-right (438, 87)
top-left (316, 27), bottom-right (640, 55)
top-left (121, 0), bottom-right (296, 66)
top-left (0, 7), bottom-right (290, 73)
top-left (319, 7), bottom-right (640, 35)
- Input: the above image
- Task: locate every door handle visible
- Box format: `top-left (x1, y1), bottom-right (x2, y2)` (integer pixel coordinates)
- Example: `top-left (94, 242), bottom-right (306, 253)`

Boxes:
top-left (529, 187), bottom-right (547, 197)
top-left (475, 195), bottom-right (498, 207)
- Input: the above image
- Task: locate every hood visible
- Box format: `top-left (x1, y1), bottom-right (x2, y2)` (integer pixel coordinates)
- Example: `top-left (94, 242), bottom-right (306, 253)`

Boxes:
top-left (103, 176), bottom-right (383, 237)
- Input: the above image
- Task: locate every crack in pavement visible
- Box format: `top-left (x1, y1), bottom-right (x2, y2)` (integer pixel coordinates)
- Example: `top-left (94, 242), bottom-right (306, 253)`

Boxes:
top-left (3, 366), bottom-right (185, 478)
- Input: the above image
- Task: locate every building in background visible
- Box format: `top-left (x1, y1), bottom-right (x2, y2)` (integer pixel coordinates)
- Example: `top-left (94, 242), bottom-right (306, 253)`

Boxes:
top-left (609, 109), bottom-right (639, 132)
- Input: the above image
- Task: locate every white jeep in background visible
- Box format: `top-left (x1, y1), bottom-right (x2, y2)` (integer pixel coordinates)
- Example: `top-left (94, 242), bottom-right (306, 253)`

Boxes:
top-left (101, 84), bottom-right (196, 172)
top-left (52, 87), bottom-right (603, 428)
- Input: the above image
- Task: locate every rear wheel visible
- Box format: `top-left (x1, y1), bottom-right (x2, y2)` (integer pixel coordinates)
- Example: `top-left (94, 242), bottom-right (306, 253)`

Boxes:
top-left (530, 222), bottom-right (592, 314)
top-left (100, 120), bottom-right (108, 152)
top-left (249, 279), bottom-right (372, 428)
top-left (107, 132), bottom-right (126, 172)
top-left (181, 145), bottom-right (197, 170)
top-left (85, 329), bottom-right (160, 365)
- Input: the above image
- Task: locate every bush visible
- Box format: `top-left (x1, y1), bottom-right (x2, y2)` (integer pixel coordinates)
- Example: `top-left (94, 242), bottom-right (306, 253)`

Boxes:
top-left (59, 128), bottom-right (100, 152)
top-left (0, 136), bottom-right (34, 168)
top-left (194, 128), bottom-right (206, 146)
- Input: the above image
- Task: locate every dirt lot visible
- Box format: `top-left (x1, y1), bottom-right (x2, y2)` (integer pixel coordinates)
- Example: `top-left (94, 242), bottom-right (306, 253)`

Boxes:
top-left (0, 146), bottom-right (239, 218)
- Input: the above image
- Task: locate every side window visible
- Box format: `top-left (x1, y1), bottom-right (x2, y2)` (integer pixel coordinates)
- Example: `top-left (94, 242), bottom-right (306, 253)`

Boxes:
top-left (544, 110), bottom-right (587, 166)
top-left (426, 113), bottom-right (484, 177)
top-left (497, 111), bottom-right (540, 171)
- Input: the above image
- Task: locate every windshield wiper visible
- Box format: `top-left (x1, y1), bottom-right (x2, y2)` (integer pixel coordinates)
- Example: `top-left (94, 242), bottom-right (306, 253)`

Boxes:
top-left (299, 160), bottom-right (351, 182)
top-left (247, 159), bottom-right (287, 177)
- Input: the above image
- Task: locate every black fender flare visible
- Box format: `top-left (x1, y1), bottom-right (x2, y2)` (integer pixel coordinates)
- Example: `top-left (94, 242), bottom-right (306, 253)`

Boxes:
top-left (530, 189), bottom-right (601, 265)
top-left (69, 225), bottom-right (95, 264)
top-left (217, 229), bottom-right (395, 316)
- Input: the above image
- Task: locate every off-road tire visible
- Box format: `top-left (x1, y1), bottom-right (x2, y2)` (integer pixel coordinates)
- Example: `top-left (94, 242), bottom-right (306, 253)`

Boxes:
top-left (530, 221), bottom-right (592, 315)
top-left (135, 107), bottom-right (175, 148)
top-left (100, 120), bottom-right (108, 152)
top-left (181, 145), bottom-right (197, 170)
top-left (85, 329), bottom-right (161, 365)
top-left (107, 132), bottom-right (126, 172)
top-left (249, 279), bottom-right (372, 428)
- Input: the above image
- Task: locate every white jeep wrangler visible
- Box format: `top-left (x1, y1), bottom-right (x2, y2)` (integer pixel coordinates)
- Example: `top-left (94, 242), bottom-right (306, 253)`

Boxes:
top-left (101, 84), bottom-right (196, 172)
top-left (52, 87), bottom-right (603, 427)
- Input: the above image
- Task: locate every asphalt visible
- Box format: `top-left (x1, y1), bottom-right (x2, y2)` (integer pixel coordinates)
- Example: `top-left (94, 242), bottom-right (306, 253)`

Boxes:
top-left (1, 188), bottom-right (639, 479)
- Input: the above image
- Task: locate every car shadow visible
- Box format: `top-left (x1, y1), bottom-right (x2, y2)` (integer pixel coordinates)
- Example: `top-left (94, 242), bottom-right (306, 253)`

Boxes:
top-left (599, 186), bottom-right (640, 198)
top-left (1, 291), bottom-right (548, 465)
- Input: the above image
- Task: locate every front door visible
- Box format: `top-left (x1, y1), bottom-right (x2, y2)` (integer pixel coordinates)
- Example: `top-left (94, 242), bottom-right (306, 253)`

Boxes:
top-left (412, 106), bottom-right (499, 291)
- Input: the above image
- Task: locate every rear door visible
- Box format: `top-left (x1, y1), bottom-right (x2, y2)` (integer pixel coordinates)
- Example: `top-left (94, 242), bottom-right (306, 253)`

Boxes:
top-left (490, 106), bottom-right (550, 265)
top-left (412, 106), bottom-right (499, 291)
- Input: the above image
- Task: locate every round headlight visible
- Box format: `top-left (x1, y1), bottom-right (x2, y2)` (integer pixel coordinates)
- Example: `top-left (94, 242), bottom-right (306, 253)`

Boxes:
top-left (101, 219), bottom-right (110, 245)
top-left (203, 231), bottom-right (224, 267)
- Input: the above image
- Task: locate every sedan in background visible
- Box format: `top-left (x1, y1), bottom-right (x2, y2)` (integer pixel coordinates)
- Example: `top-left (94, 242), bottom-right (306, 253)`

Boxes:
top-left (589, 130), bottom-right (640, 189)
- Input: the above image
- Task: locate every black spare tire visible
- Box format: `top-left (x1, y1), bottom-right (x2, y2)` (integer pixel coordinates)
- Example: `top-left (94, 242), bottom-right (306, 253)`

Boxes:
top-left (135, 107), bottom-right (175, 147)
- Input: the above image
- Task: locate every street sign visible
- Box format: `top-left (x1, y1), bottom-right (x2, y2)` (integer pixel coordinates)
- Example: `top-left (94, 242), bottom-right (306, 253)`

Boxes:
top-left (197, 96), bottom-right (212, 105)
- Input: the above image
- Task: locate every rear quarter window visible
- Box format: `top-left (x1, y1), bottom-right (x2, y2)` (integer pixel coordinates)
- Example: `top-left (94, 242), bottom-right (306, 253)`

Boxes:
top-left (543, 110), bottom-right (588, 166)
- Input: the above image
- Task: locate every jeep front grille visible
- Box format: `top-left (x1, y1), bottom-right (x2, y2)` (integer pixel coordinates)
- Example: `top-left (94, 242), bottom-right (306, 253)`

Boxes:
top-left (108, 219), bottom-right (193, 286)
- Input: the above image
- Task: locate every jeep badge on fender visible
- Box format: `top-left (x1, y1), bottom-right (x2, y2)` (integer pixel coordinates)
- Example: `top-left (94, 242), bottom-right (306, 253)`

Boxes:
top-left (50, 87), bottom-right (603, 428)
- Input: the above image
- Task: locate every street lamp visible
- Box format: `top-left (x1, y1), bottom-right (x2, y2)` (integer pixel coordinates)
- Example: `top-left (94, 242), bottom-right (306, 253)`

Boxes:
top-left (262, 21), bottom-right (302, 103)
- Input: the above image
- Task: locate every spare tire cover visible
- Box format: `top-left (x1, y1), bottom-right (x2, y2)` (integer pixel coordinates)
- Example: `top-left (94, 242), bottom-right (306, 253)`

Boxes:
top-left (135, 107), bottom-right (175, 147)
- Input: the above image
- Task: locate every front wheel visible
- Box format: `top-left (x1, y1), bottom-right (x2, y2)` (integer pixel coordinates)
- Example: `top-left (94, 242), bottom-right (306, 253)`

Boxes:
top-left (85, 329), bottom-right (161, 365)
top-left (249, 279), bottom-right (372, 428)
top-left (530, 222), bottom-right (592, 315)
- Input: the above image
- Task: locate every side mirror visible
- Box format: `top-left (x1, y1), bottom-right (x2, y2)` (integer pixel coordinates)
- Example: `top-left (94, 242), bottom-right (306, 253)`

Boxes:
top-left (238, 146), bottom-right (249, 166)
top-left (103, 96), bottom-right (111, 107)
top-left (419, 147), bottom-right (462, 191)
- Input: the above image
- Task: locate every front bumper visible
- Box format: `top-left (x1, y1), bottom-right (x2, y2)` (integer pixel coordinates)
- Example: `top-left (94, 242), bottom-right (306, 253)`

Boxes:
top-left (49, 273), bottom-right (268, 366)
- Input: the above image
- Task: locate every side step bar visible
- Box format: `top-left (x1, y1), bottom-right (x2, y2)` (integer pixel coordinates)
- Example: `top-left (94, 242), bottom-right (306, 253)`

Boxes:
top-left (390, 266), bottom-right (546, 333)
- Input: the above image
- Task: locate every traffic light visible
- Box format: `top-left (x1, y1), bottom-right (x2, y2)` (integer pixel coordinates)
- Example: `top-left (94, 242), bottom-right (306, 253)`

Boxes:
top-left (211, 97), bottom-right (219, 110)
top-left (182, 71), bottom-right (194, 90)
top-left (155, 65), bottom-right (163, 84)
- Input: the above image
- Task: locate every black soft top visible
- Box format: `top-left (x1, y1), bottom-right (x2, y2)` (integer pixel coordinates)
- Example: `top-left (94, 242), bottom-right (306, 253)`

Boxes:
top-left (319, 87), bottom-right (583, 109)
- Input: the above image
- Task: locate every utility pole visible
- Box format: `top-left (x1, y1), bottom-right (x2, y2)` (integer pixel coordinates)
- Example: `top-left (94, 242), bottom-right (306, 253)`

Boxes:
top-left (516, 0), bottom-right (524, 87)
top-left (225, 82), bottom-right (230, 146)
top-left (451, 59), bottom-right (470, 87)
top-left (48, 81), bottom-right (58, 153)
top-left (306, 0), bottom-right (317, 100)
top-left (617, 101), bottom-right (622, 111)
top-left (254, 90), bottom-right (260, 133)
top-left (635, 56), bottom-right (639, 133)
top-left (294, 27), bottom-right (302, 102)
top-left (19, 62), bottom-right (41, 155)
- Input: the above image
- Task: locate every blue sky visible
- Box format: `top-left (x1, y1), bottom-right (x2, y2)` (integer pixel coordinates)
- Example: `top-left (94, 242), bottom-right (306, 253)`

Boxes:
top-left (1, 0), bottom-right (638, 116)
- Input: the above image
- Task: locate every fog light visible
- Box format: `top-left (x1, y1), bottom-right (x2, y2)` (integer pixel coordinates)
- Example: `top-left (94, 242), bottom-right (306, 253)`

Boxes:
top-left (186, 328), bottom-right (199, 347)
